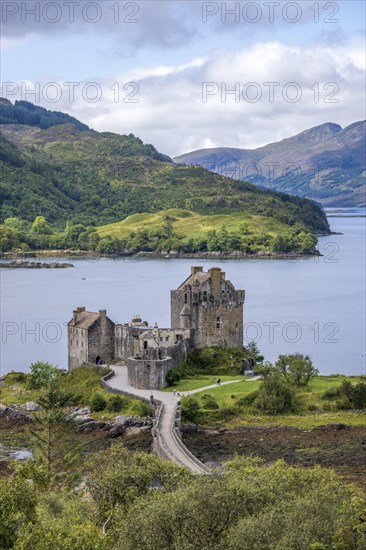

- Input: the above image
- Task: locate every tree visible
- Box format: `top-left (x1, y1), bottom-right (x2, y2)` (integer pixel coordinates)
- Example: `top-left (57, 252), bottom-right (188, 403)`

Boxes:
top-left (27, 361), bottom-right (61, 390)
top-left (0, 476), bottom-right (37, 549)
top-left (31, 216), bottom-right (51, 235)
top-left (255, 372), bottom-right (298, 415)
top-left (112, 458), bottom-right (366, 550)
top-left (275, 353), bottom-right (318, 386)
top-left (246, 341), bottom-right (264, 362)
top-left (85, 444), bottom-right (188, 521)
top-left (26, 382), bottom-right (77, 489)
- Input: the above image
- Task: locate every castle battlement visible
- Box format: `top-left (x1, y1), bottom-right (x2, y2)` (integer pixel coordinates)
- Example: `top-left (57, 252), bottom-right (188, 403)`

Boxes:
top-left (68, 267), bottom-right (244, 389)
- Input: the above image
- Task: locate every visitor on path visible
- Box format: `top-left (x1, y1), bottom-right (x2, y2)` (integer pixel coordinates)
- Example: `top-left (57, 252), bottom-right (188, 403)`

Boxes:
top-left (216, 377), bottom-right (221, 385)
top-left (173, 389), bottom-right (176, 396)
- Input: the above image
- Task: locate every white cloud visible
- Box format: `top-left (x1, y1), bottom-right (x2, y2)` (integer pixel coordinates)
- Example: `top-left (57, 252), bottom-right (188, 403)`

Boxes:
top-left (3, 39), bottom-right (365, 157)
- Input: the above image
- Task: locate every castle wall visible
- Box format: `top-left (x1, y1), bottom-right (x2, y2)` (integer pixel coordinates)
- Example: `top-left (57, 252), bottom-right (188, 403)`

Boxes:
top-left (127, 336), bottom-right (192, 389)
top-left (68, 327), bottom-right (88, 370)
top-left (127, 357), bottom-right (174, 389)
top-left (86, 319), bottom-right (115, 365)
top-left (115, 325), bottom-right (143, 361)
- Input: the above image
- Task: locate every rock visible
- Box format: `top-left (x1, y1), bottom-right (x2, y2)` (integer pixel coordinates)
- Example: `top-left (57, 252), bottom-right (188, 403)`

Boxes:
top-left (74, 407), bottom-right (91, 415)
top-left (0, 404), bottom-right (31, 421)
top-left (76, 420), bottom-right (107, 432)
top-left (20, 401), bottom-right (41, 412)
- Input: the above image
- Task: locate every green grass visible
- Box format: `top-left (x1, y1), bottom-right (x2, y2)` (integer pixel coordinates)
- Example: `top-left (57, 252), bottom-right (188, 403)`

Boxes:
top-left (97, 208), bottom-right (289, 244)
top-left (178, 374), bottom-right (366, 428)
top-left (163, 374), bottom-right (248, 392)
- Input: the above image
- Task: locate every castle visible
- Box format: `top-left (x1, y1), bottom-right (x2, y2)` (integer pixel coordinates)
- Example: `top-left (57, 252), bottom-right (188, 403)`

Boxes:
top-left (68, 266), bottom-right (245, 389)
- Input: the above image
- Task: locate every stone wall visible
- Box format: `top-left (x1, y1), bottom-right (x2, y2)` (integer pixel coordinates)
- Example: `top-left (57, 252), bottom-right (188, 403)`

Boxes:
top-left (127, 357), bottom-right (174, 389)
top-left (127, 337), bottom-right (192, 389)
top-left (68, 326), bottom-right (88, 370)
top-left (87, 316), bottom-right (115, 364)
top-left (171, 268), bottom-right (244, 349)
top-left (114, 325), bottom-right (142, 361)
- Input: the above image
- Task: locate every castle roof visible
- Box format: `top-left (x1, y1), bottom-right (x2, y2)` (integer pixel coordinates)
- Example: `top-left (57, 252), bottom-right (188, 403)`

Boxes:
top-left (69, 310), bottom-right (100, 329)
top-left (178, 271), bottom-right (210, 289)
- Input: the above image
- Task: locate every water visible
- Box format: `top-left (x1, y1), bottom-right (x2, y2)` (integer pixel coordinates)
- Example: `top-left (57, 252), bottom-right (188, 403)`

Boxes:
top-left (1, 211), bottom-right (365, 376)
top-left (0, 444), bottom-right (33, 461)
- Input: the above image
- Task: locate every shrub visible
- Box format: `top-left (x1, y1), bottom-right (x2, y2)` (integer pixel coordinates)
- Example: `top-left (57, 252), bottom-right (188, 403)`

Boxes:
top-left (201, 395), bottom-right (219, 410)
top-left (90, 393), bottom-right (107, 412)
top-left (166, 368), bottom-right (182, 386)
top-left (181, 396), bottom-right (201, 423)
top-left (107, 395), bottom-right (127, 413)
top-left (322, 387), bottom-right (341, 400)
top-left (237, 390), bottom-right (259, 407)
top-left (353, 383), bottom-right (366, 408)
top-left (127, 400), bottom-right (151, 417)
top-left (4, 371), bottom-right (27, 384)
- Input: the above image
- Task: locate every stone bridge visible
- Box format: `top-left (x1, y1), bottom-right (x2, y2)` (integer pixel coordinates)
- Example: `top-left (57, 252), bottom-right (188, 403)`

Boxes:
top-left (102, 365), bottom-right (243, 474)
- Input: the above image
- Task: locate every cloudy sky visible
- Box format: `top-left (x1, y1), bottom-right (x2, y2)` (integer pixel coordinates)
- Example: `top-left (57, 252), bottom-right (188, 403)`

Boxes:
top-left (1, 0), bottom-right (365, 156)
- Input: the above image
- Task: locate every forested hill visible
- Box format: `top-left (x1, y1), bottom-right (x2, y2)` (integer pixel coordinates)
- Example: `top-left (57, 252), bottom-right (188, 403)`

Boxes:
top-left (0, 102), bottom-right (330, 252)
top-left (0, 98), bottom-right (89, 131)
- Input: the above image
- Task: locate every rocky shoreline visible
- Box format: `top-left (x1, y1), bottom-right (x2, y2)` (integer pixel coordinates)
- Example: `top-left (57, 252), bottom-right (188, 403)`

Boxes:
top-left (0, 261), bottom-right (73, 269)
top-left (1, 249), bottom-right (322, 262)
top-left (0, 403), bottom-right (152, 437)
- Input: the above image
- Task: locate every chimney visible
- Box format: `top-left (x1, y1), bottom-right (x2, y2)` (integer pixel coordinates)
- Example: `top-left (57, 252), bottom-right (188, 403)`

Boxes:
top-left (209, 267), bottom-right (222, 296)
top-left (73, 306), bottom-right (85, 321)
top-left (191, 266), bottom-right (203, 276)
top-left (99, 309), bottom-right (107, 331)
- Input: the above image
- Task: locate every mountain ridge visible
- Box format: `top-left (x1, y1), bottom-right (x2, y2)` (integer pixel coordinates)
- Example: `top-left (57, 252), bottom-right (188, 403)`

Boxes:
top-left (174, 121), bottom-right (366, 207)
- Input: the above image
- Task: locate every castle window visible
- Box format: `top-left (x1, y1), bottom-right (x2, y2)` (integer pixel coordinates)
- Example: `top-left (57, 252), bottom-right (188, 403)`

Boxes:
top-left (216, 316), bottom-right (221, 330)
top-left (144, 341), bottom-right (148, 349)
top-left (160, 337), bottom-right (163, 342)
top-left (165, 336), bottom-right (170, 341)
top-left (184, 293), bottom-right (187, 304)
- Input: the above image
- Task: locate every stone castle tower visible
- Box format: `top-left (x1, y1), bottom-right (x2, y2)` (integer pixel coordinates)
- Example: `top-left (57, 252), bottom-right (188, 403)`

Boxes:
top-left (171, 266), bottom-right (245, 348)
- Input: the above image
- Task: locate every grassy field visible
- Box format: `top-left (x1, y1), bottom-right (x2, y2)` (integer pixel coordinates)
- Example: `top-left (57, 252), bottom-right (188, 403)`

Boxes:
top-left (177, 374), bottom-right (366, 428)
top-left (97, 208), bottom-right (289, 243)
top-left (163, 374), bottom-right (249, 392)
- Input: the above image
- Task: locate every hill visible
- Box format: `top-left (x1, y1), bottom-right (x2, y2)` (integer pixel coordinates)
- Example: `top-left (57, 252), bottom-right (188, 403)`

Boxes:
top-left (0, 101), bottom-right (330, 254)
top-left (174, 121), bottom-right (366, 207)
top-left (0, 98), bottom-right (89, 131)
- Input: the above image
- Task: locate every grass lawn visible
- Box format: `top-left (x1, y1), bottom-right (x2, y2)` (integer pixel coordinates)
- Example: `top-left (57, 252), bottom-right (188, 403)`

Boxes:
top-left (163, 374), bottom-right (248, 392)
top-left (177, 374), bottom-right (366, 428)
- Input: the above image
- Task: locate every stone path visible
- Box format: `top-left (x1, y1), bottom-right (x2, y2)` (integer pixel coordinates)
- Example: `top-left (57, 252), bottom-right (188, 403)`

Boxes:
top-left (104, 365), bottom-right (247, 473)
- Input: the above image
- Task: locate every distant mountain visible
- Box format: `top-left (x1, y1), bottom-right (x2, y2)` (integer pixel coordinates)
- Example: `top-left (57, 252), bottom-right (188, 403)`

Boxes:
top-left (174, 122), bottom-right (366, 207)
top-left (0, 98), bottom-right (89, 131)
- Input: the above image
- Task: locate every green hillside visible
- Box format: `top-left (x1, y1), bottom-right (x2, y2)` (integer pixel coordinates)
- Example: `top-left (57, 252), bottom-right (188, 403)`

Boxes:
top-left (97, 208), bottom-right (317, 254)
top-left (0, 102), bottom-right (330, 254)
